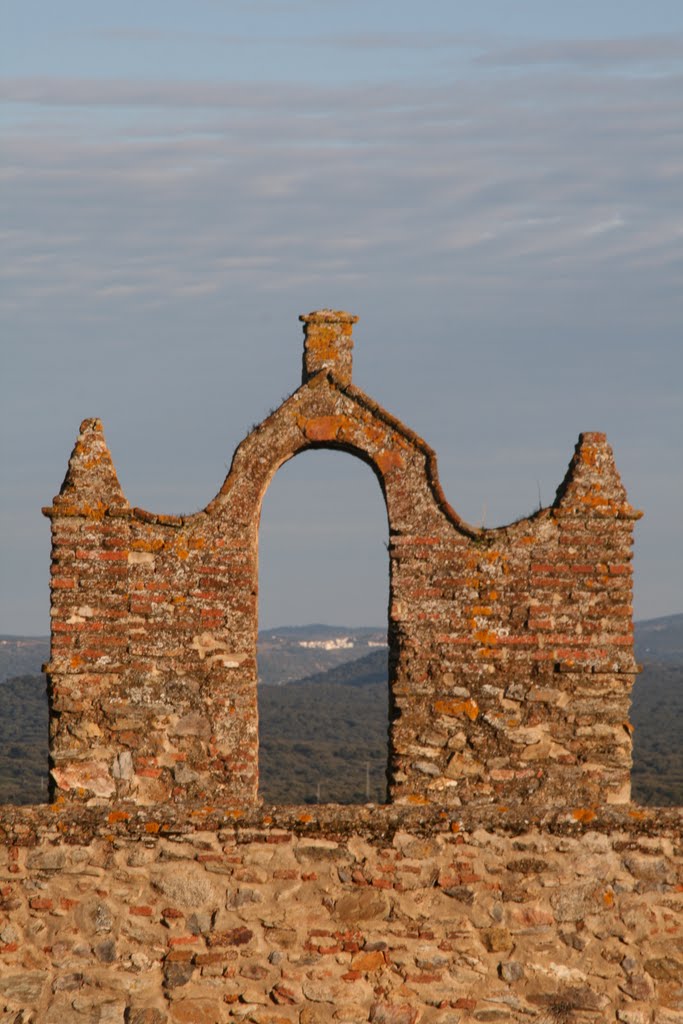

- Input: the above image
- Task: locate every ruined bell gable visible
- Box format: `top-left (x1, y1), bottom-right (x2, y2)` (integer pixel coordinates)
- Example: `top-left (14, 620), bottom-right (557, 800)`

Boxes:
top-left (42, 309), bottom-right (641, 810)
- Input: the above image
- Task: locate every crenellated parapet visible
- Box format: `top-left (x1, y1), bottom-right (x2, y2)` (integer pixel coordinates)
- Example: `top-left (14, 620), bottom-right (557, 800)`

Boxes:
top-left (42, 311), bottom-right (642, 810)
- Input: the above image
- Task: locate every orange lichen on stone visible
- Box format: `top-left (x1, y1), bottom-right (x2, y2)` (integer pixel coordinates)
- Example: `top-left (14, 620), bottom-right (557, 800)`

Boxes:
top-left (107, 810), bottom-right (130, 824)
top-left (298, 415), bottom-right (349, 441)
top-left (375, 449), bottom-right (404, 474)
top-left (131, 538), bottom-right (164, 552)
top-left (473, 629), bottom-right (498, 645)
top-left (572, 808), bottom-right (597, 823)
top-left (434, 699), bottom-right (479, 721)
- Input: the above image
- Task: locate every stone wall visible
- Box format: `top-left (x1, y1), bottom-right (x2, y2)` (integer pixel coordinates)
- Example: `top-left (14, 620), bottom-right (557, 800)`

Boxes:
top-left (1, 309), bottom-right (680, 1022)
top-left (0, 807), bottom-right (680, 1023)
top-left (41, 310), bottom-right (641, 809)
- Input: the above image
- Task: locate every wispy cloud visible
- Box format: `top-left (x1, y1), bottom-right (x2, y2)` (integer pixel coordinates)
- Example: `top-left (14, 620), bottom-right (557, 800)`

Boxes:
top-left (310, 31), bottom-right (471, 50)
top-left (478, 33), bottom-right (683, 69)
top-left (2, 55), bottom-right (681, 318)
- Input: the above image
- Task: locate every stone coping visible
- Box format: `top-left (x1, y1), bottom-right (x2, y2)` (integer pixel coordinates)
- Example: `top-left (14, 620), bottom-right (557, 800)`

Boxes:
top-left (0, 802), bottom-right (680, 845)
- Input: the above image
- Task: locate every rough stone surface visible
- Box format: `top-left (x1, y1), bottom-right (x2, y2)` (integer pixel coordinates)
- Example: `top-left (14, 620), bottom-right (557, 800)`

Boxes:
top-left (0, 310), bottom-right (679, 1022)
top-left (0, 812), bottom-right (680, 1020)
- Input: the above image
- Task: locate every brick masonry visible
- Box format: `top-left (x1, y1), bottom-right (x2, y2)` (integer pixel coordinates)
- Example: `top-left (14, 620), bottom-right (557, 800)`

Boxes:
top-left (0, 310), bottom-right (680, 1022)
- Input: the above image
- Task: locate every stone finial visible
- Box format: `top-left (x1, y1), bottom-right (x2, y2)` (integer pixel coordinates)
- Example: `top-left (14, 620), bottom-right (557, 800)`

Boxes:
top-left (554, 432), bottom-right (642, 520)
top-left (43, 418), bottom-right (129, 518)
top-left (300, 309), bottom-right (358, 386)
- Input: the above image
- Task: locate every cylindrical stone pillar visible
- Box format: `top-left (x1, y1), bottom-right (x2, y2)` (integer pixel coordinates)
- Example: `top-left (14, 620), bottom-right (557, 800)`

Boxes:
top-left (300, 309), bottom-right (358, 386)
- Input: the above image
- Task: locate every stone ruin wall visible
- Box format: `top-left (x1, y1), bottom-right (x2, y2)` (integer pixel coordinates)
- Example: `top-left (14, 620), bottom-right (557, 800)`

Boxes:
top-left (0, 311), bottom-right (680, 1023)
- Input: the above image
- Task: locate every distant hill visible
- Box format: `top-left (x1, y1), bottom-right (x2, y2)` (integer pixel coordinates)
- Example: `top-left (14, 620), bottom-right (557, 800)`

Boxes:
top-left (1, 617), bottom-right (681, 806)
top-left (635, 613), bottom-right (683, 663)
top-left (257, 625), bottom-right (386, 686)
top-left (0, 636), bottom-right (49, 684)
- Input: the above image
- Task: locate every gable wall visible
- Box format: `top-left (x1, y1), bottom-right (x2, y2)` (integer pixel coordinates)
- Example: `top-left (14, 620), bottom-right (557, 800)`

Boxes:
top-left (42, 312), bottom-right (640, 810)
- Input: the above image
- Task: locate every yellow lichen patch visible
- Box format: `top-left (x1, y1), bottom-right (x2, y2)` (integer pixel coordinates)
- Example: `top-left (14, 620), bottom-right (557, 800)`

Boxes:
top-left (603, 889), bottom-right (615, 907)
top-left (145, 822), bottom-right (161, 834)
top-left (82, 501), bottom-right (107, 521)
top-left (131, 538), bottom-right (164, 552)
top-left (163, 537), bottom-right (191, 561)
top-left (572, 808), bottom-right (596, 823)
top-left (406, 794), bottom-right (430, 805)
top-left (434, 698), bottom-right (479, 721)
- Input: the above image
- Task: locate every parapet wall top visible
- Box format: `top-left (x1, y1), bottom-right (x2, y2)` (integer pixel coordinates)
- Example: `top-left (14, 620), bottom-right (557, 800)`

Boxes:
top-left (300, 309), bottom-right (358, 387)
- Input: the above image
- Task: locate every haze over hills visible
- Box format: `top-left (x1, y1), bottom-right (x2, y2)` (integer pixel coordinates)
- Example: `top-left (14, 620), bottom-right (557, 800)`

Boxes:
top-left (634, 613), bottom-right (683, 663)
top-left (257, 625), bottom-right (386, 686)
top-left (1, 615), bottom-right (681, 806)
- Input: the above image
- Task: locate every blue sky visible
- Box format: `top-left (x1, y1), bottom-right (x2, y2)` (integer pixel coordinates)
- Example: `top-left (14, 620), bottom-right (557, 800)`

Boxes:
top-left (2, 1), bottom-right (682, 632)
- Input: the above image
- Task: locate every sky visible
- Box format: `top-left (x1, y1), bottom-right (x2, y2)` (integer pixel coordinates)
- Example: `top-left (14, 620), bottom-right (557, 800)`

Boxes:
top-left (2, 0), bottom-right (682, 633)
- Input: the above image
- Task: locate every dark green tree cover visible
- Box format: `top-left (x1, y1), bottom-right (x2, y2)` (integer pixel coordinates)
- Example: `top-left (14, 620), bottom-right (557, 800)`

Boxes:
top-left (631, 661), bottom-right (683, 806)
top-left (0, 674), bottom-right (49, 805)
top-left (258, 651), bottom-right (389, 804)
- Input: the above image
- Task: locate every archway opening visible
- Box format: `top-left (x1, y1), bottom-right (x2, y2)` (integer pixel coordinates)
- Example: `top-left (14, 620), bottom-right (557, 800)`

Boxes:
top-left (257, 449), bottom-right (389, 805)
